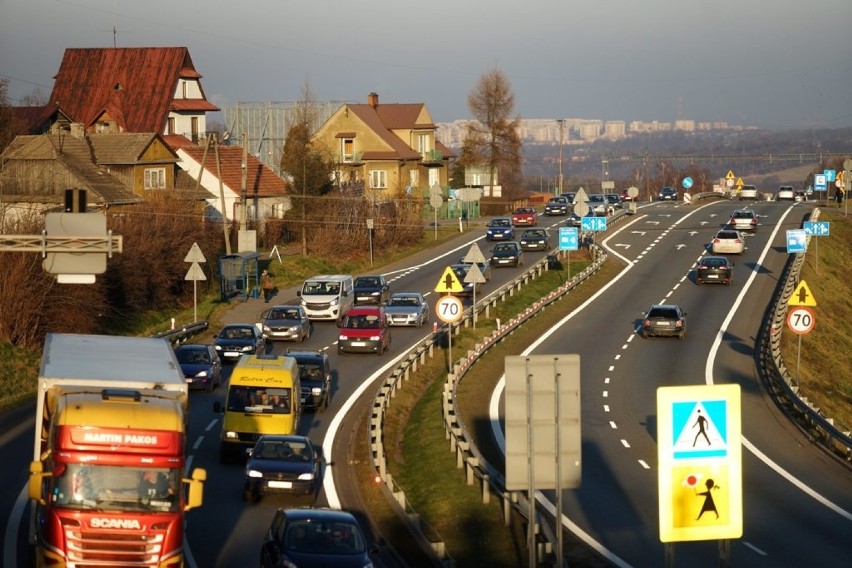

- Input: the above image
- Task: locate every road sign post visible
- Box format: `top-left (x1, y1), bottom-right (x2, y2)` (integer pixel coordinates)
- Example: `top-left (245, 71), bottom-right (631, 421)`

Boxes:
top-left (435, 269), bottom-right (465, 370)
top-left (184, 242), bottom-right (207, 323)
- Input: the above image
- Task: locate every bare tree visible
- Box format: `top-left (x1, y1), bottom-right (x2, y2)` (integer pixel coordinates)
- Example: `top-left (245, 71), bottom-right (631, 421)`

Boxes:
top-left (462, 68), bottom-right (523, 197)
top-left (0, 78), bottom-right (15, 153)
top-left (279, 82), bottom-right (335, 256)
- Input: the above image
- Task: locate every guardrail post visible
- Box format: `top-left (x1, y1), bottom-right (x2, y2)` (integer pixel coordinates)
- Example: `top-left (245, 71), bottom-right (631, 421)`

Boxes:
top-left (482, 473), bottom-right (490, 504)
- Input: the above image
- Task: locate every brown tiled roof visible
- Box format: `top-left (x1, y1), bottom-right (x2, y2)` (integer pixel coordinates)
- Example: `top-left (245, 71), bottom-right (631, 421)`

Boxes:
top-left (48, 47), bottom-right (220, 133)
top-left (170, 99), bottom-right (219, 112)
top-left (88, 133), bottom-right (178, 165)
top-left (179, 145), bottom-right (288, 197)
top-left (1, 134), bottom-right (142, 205)
top-left (347, 104), bottom-right (421, 161)
top-left (375, 103), bottom-right (436, 130)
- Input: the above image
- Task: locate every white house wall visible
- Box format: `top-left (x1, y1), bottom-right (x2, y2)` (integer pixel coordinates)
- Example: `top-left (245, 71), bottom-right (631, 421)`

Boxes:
top-left (175, 149), bottom-right (239, 222)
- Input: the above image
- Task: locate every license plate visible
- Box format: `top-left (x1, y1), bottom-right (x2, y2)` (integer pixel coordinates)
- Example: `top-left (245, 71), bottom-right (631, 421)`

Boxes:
top-left (350, 341), bottom-right (366, 347)
top-left (658, 321), bottom-right (671, 326)
top-left (224, 352), bottom-right (239, 357)
top-left (708, 274), bottom-right (719, 279)
top-left (268, 480), bottom-right (292, 489)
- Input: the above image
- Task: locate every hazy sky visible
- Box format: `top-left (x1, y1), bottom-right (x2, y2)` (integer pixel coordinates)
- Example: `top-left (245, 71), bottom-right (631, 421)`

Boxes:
top-left (2, 0), bottom-right (851, 129)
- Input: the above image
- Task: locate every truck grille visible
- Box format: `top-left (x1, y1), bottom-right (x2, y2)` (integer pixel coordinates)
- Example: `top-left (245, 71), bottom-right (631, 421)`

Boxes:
top-left (63, 525), bottom-right (167, 566)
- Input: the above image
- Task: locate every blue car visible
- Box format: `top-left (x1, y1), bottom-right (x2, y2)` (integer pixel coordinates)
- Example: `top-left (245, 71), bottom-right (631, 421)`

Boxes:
top-left (486, 217), bottom-right (515, 241)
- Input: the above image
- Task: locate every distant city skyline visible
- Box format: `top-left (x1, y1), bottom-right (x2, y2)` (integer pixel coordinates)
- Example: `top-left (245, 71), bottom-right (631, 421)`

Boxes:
top-left (3, 1), bottom-right (850, 130)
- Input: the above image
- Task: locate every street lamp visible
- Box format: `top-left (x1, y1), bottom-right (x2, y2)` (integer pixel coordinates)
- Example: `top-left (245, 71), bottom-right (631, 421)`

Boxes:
top-left (557, 119), bottom-right (565, 195)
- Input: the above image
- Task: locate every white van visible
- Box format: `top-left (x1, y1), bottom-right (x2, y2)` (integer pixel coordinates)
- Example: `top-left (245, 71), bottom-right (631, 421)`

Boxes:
top-left (297, 274), bottom-right (354, 321)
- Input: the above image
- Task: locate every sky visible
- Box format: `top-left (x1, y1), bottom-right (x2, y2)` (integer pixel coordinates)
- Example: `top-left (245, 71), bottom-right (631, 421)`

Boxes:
top-left (2, 0), bottom-right (851, 129)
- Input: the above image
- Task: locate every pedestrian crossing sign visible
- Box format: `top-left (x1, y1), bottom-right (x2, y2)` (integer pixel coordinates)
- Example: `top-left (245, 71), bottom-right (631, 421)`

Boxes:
top-left (657, 384), bottom-right (742, 542)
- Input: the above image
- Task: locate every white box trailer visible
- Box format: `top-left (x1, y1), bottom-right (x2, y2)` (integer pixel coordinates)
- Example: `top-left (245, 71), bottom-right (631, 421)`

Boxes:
top-left (33, 332), bottom-right (189, 461)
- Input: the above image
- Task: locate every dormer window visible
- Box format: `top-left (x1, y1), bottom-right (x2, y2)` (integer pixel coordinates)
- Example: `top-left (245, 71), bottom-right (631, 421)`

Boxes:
top-left (341, 137), bottom-right (355, 162)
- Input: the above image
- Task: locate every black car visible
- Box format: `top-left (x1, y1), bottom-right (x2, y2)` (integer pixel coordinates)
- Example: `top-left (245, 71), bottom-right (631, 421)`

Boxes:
top-left (260, 507), bottom-right (378, 568)
top-left (244, 435), bottom-right (322, 501)
top-left (658, 186), bottom-right (678, 201)
top-left (518, 228), bottom-right (550, 251)
top-left (173, 344), bottom-right (222, 391)
top-left (261, 305), bottom-right (313, 343)
top-left (566, 209), bottom-right (599, 228)
top-left (490, 241), bottom-right (525, 267)
top-left (286, 349), bottom-right (332, 412)
top-left (213, 323), bottom-right (266, 363)
top-left (544, 196), bottom-right (570, 216)
top-left (449, 264), bottom-right (481, 297)
top-left (353, 275), bottom-right (390, 305)
top-left (695, 255), bottom-right (733, 286)
top-left (641, 304), bottom-right (687, 339)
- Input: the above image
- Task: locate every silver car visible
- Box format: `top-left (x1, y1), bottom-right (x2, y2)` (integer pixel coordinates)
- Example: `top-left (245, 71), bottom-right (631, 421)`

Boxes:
top-left (384, 292), bottom-right (430, 327)
top-left (260, 305), bottom-right (313, 343)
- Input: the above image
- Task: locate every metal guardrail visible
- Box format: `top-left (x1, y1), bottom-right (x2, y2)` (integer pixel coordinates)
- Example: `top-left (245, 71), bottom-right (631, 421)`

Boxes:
top-left (367, 209), bottom-right (631, 565)
top-left (152, 321), bottom-right (209, 345)
top-left (756, 208), bottom-right (852, 465)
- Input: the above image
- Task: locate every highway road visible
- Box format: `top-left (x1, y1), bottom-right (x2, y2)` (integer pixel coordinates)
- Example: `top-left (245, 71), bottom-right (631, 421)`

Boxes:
top-left (3, 201), bottom-right (850, 567)
top-left (488, 199), bottom-right (852, 567)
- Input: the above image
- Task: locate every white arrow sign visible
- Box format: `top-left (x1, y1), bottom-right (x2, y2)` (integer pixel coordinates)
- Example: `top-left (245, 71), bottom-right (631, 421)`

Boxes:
top-left (631, 231), bottom-right (647, 236)
top-left (676, 244), bottom-right (687, 250)
top-left (614, 244), bottom-right (631, 249)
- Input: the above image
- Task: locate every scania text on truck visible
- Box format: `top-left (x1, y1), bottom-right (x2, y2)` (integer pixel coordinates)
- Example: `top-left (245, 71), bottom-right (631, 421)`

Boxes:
top-left (27, 333), bottom-right (206, 567)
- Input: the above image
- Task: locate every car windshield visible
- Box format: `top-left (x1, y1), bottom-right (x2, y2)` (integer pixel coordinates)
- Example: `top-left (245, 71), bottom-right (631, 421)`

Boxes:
top-left (702, 258), bottom-right (728, 268)
top-left (490, 219), bottom-right (510, 227)
top-left (175, 347), bottom-right (210, 364)
top-left (284, 520), bottom-right (366, 554)
top-left (226, 386), bottom-right (292, 414)
top-left (253, 439), bottom-right (313, 462)
top-left (303, 282), bottom-right (340, 295)
top-left (355, 277), bottom-right (380, 287)
top-left (343, 314), bottom-right (381, 329)
top-left (494, 244), bottom-right (515, 252)
top-left (648, 307), bottom-right (680, 319)
top-left (50, 463), bottom-right (180, 513)
top-left (269, 308), bottom-right (300, 320)
top-left (525, 230), bottom-right (546, 238)
top-left (224, 327), bottom-right (254, 339)
top-left (389, 296), bottom-right (419, 306)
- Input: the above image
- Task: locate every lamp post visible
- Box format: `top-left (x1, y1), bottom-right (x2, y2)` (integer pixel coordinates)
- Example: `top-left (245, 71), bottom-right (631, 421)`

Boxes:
top-left (557, 119), bottom-right (565, 195)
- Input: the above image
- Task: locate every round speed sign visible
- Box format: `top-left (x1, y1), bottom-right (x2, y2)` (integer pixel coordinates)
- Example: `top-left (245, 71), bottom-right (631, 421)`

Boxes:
top-left (435, 295), bottom-right (464, 323)
top-left (786, 306), bottom-right (815, 335)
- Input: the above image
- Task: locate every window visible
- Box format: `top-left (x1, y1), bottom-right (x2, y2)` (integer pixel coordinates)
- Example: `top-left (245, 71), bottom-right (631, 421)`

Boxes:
top-left (369, 170), bottom-right (387, 189)
top-left (341, 138), bottom-right (355, 162)
top-left (144, 168), bottom-right (167, 190)
top-left (417, 133), bottom-right (430, 154)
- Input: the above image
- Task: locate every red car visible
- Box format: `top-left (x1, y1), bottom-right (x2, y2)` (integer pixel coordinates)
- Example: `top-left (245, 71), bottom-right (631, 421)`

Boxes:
top-left (337, 306), bottom-right (391, 355)
top-left (511, 206), bottom-right (537, 226)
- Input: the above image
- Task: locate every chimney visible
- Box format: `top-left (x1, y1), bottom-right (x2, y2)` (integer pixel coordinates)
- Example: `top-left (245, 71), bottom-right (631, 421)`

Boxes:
top-left (368, 92), bottom-right (379, 108)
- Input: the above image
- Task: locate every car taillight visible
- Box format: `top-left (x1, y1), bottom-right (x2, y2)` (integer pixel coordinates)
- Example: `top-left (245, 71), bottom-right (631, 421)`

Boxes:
top-left (712, 239), bottom-right (720, 244)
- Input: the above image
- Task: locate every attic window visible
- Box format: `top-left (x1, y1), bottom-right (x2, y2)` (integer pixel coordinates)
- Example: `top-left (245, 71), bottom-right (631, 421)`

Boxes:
top-left (112, 82), bottom-right (123, 92)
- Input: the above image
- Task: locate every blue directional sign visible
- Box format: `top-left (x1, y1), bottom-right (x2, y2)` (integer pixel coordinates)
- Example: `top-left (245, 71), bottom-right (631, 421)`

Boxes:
top-left (682, 177), bottom-right (693, 189)
top-left (824, 169), bottom-right (836, 183)
top-left (814, 174), bottom-right (827, 192)
top-left (580, 216), bottom-right (607, 232)
top-left (558, 227), bottom-right (579, 251)
top-left (786, 229), bottom-right (807, 253)
top-left (803, 221), bottom-right (830, 237)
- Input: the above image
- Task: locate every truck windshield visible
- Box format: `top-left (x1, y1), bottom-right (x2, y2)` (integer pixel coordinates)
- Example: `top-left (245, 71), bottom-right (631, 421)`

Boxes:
top-left (51, 463), bottom-right (180, 512)
top-left (226, 385), bottom-right (292, 414)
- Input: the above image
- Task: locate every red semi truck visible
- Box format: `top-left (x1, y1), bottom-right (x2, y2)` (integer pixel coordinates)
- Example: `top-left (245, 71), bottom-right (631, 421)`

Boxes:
top-left (28, 333), bottom-right (206, 567)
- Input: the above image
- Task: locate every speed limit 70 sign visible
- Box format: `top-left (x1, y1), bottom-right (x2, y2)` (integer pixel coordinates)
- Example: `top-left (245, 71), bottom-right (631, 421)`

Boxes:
top-left (787, 306), bottom-right (815, 335)
top-left (435, 295), bottom-right (464, 323)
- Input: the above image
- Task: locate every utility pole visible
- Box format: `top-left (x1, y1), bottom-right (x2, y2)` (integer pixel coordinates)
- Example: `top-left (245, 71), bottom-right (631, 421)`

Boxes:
top-left (241, 132), bottom-right (248, 228)
top-left (557, 119), bottom-right (565, 195)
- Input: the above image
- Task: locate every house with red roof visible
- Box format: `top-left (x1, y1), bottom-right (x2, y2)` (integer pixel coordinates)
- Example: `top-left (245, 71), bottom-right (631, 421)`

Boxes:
top-left (48, 47), bottom-right (218, 142)
top-left (311, 92), bottom-right (454, 201)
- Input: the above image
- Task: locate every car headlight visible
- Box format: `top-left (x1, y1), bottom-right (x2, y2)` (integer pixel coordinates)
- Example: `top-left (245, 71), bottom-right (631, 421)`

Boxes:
top-left (297, 472), bottom-right (315, 481)
top-left (330, 297), bottom-right (340, 306)
top-left (194, 370), bottom-right (209, 378)
top-left (262, 325), bottom-right (271, 333)
top-left (246, 469), bottom-right (263, 478)
top-left (214, 345), bottom-right (222, 351)
top-left (288, 325), bottom-right (299, 332)
top-left (339, 334), bottom-right (348, 341)
top-left (241, 345), bottom-right (253, 352)
top-left (225, 431), bottom-right (239, 439)
top-left (311, 387), bottom-right (323, 395)
top-left (369, 335), bottom-right (381, 341)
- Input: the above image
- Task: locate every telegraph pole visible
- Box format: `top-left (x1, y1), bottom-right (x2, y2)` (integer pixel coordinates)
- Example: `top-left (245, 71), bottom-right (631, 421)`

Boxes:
top-left (557, 119), bottom-right (565, 195)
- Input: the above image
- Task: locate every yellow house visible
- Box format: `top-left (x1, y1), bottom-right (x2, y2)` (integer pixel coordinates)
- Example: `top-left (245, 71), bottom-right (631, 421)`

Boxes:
top-left (312, 92), bottom-right (455, 202)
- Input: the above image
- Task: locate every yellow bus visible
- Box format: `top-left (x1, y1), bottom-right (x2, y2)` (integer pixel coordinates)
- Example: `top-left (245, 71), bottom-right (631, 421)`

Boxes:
top-left (214, 353), bottom-right (301, 463)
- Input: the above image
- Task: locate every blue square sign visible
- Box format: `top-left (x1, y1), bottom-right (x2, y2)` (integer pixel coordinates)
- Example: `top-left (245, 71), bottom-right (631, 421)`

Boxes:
top-left (581, 216), bottom-right (607, 232)
top-left (559, 227), bottom-right (579, 251)
top-left (803, 221), bottom-right (829, 237)
top-left (786, 229), bottom-right (807, 253)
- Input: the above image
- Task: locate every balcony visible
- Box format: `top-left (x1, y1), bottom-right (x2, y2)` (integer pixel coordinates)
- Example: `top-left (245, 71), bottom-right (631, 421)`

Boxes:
top-left (421, 150), bottom-right (444, 166)
top-left (341, 152), bottom-right (364, 166)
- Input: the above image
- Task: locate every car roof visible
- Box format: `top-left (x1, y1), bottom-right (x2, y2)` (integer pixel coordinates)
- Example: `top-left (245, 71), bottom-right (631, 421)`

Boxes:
top-left (345, 306), bottom-right (383, 315)
top-left (703, 255), bottom-right (730, 262)
top-left (256, 434), bottom-right (312, 444)
top-left (285, 349), bottom-right (326, 360)
top-left (278, 507), bottom-right (358, 524)
top-left (716, 229), bottom-right (741, 236)
top-left (390, 292), bottom-right (421, 298)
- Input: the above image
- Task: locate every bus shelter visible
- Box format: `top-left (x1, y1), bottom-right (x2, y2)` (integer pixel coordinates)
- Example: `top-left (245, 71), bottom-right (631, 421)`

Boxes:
top-left (218, 251), bottom-right (263, 301)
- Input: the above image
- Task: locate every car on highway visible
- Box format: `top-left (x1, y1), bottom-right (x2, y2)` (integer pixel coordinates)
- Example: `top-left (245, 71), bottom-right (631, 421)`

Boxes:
top-left (243, 435), bottom-right (322, 502)
top-left (174, 344), bottom-right (222, 391)
top-left (776, 185), bottom-right (795, 201)
top-left (737, 184), bottom-right (759, 200)
top-left (485, 217), bottom-right (515, 240)
top-left (286, 349), bottom-right (332, 412)
top-left (353, 275), bottom-right (390, 305)
top-left (518, 228), bottom-right (551, 251)
top-left (657, 186), bottom-right (678, 201)
top-left (449, 264), bottom-right (482, 297)
top-left (728, 208), bottom-right (758, 232)
top-left (588, 194), bottom-right (609, 215)
top-left (561, 191), bottom-right (577, 203)
top-left (695, 255), bottom-right (734, 286)
top-left (337, 306), bottom-right (391, 355)
top-left (261, 305), bottom-right (313, 343)
top-left (511, 206), bottom-right (538, 226)
top-left (641, 304), bottom-right (687, 339)
top-left (213, 323), bottom-right (266, 363)
top-left (260, 507), bottom-right (378, 568)
top-left (619, 187), bottom-right (635, 202)
top-left (543, 196), bottom-right (570, 216)
top-left (384, 292), bottom-right (430, 327)
top-left (794, 188), bottom-right (810, 202)
top-left (710, 229), bottom-right (745, 255)
top-left (490, 241), bottom-right (525, 268)
top-left (457, 257), bottom-right (493, 282)
top-left (605, 193), bottom-right (623, 211)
